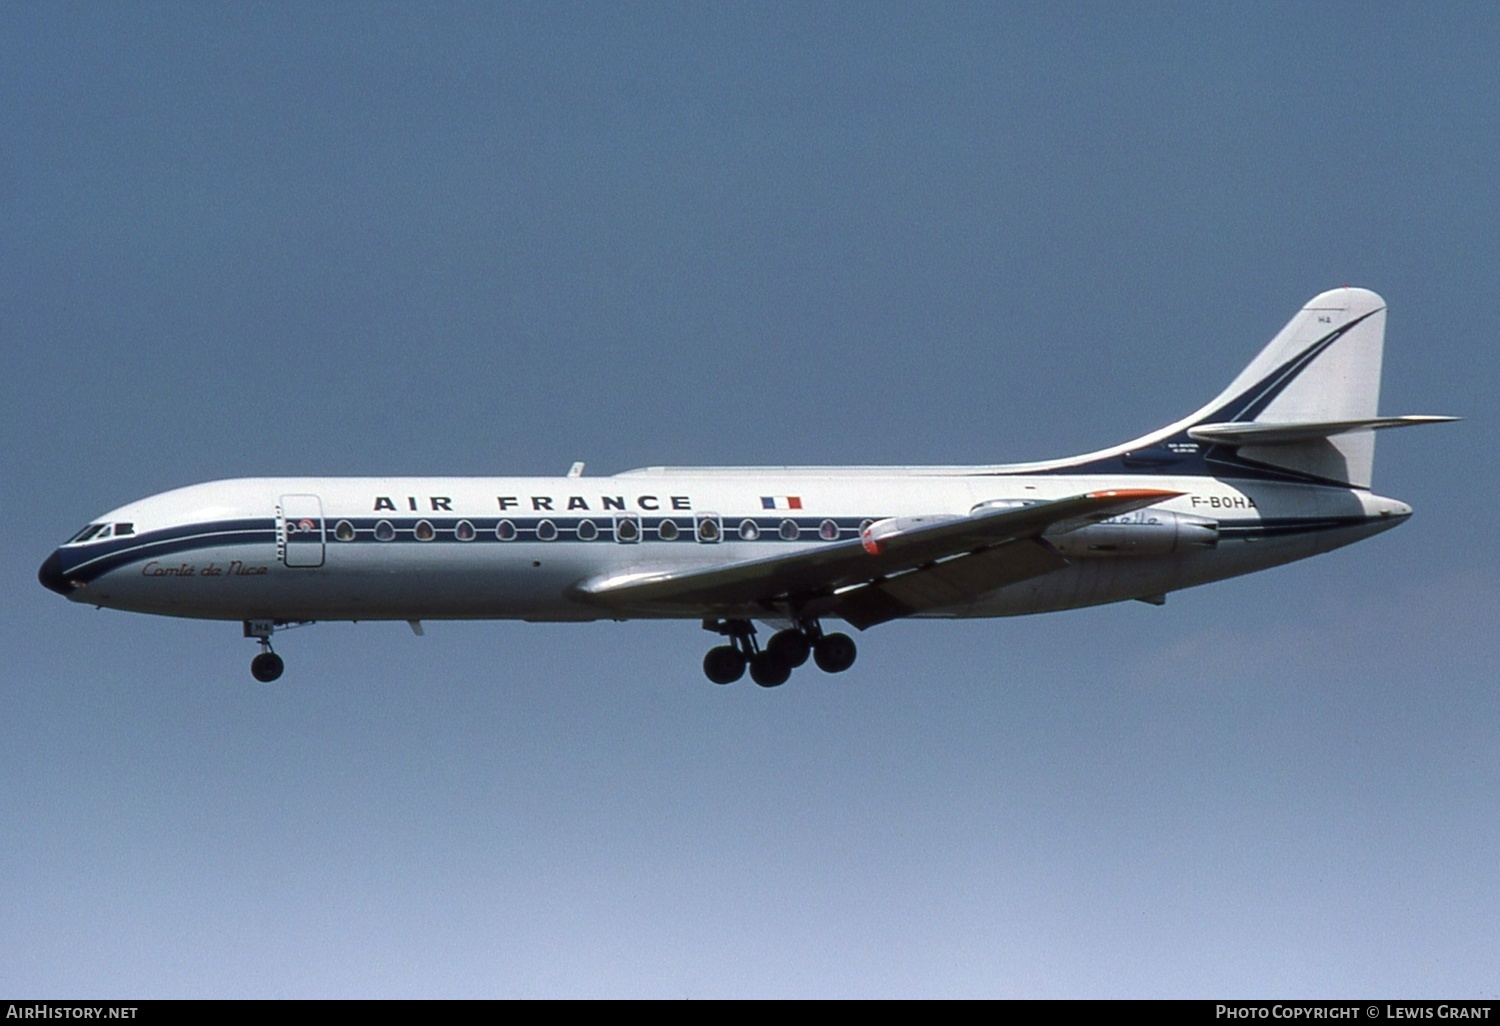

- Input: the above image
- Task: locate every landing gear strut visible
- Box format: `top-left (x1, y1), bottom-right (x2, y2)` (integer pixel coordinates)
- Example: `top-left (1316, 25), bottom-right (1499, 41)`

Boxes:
top-left (244, 619), bottom-right (284, 682)
top-left (701, 617), bottom-right (856, 687)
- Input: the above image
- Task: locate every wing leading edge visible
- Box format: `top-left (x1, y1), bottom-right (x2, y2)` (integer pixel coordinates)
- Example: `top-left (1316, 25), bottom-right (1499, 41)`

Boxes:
top-left (571, 489), bottom-right (1181, 628)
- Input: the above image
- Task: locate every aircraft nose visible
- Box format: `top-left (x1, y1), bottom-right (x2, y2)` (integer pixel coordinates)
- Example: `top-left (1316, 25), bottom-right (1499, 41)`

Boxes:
top-left (38, 550), bottom-right (72, 595)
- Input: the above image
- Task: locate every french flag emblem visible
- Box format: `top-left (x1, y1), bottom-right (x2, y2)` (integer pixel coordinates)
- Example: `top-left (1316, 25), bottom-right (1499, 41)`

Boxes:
top-left (761, 496), bottom-right (803, 510)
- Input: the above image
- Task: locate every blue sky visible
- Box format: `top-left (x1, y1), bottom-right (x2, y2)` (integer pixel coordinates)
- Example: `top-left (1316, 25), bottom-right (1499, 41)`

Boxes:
top-left (3, 3), bottom-right (1496, 997)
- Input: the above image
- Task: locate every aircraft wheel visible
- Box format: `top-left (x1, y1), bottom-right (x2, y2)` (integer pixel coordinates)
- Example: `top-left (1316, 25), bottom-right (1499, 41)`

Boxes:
top-left (813, 633), bottom-right (857, 674)
top-left (703, 645), bottom-right (747, 685)
top-left (250, 652), bottom-right (284, 683)
top-left (766, 628), bottom-right (811, 668)
top-left (749, 651), bottom-right (792, 688)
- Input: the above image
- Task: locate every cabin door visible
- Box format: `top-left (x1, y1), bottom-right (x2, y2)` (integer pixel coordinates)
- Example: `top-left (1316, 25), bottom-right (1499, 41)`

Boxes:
top-left (279, 494), bottom-right (325, 568)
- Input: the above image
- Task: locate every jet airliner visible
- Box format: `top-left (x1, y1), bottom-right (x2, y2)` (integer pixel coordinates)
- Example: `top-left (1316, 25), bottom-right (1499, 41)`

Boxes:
top-left (39, 287), bottom-right (1454, 687)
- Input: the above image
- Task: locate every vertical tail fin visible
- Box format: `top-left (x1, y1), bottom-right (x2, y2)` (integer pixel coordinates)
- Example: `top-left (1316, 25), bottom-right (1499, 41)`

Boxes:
top-left (1188, 287), bottom-right (1388, 486)
top-left (1008, 287), bottom-right (1454, 485)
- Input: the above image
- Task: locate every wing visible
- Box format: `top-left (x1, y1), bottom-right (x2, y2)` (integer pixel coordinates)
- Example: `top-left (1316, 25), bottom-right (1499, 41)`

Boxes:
top-left (571, 489), bottom-right (1181, 628)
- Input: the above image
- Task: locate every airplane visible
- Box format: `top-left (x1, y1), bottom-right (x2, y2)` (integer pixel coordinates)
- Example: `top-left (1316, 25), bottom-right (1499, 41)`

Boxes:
top-left (39, 287), bottom-right (1455, 687)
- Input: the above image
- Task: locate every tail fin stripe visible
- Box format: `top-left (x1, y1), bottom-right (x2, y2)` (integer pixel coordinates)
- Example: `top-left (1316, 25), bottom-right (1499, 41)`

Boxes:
top-left (1203, 308), bottom-right (1382, 427)
top-left (1227, 325), bottom-right (1349, 420)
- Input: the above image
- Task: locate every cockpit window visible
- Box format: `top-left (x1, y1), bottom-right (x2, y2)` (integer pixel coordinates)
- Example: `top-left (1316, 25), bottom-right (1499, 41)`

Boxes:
top-left (68, 522), bottom-right (134, 544)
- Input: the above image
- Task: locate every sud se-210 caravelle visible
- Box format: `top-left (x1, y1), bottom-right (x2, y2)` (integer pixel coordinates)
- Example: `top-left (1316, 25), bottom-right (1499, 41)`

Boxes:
top-left (40, 287), bottom-right (1454, 687)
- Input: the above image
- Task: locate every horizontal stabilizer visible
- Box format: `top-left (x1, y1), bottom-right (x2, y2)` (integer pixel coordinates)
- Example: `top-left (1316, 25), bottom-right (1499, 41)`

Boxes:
top-left (1189, 416), bottom-right (1459, 446)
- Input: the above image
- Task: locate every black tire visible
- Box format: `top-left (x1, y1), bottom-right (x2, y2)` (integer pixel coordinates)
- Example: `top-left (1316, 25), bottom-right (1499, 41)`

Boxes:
top-left (702, 645), bottom-right (746, 685)
top-left (766, 628), bottom-right (811, 668)
top-left (749, 651), bottom-right (792, 688)
top-left (812, 633), bottom-right (857, 674)
top-left (250, 652), bottom-right (284, 683)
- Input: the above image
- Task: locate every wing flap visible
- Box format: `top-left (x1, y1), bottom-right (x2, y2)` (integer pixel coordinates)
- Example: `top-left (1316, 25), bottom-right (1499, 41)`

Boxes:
top-left (572, 488), bottom-right (1180, 619)
top-left (834, 538), bottom-right (1067, 629)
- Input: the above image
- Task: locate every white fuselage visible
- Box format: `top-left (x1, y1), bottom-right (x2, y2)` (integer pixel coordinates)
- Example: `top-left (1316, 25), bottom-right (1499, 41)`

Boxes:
top-left (44, 468), bottom-right (1411, 624)
top-left (37, 286), bottom-right (1447, 687)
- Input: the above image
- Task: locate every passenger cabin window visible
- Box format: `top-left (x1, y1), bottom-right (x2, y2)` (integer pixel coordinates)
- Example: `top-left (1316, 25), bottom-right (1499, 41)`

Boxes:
top-left (496, 520), bottom-right (517, 541)
top-left (455, 520), bottom-right (476, 542)
top-left (696, 515), bottom-right (721, 543)
top-left (657, 519), bottom-right (679, 541)
top-left (334, 520), bottom-right (356, 541)
top-left (414, 520), bottom-right (435, 542)
top-left (738, 519), bottom-right (760, 541)
top-left (576, 519), bottom-right (598, 541)
top-left (374, 520), bottom-right (396, 542)
top-left (614, 514), bottom-right (640, 544)
top-left (536, 519), bottom-right (558, 541)
top-left (779, 519), bottom-right (800, 541)
top-left (819, 519), bottom-right (840, 541)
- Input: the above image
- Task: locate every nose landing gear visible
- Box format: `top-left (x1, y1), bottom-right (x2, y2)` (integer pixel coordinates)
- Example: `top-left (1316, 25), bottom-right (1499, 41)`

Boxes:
top-left (244, 619), bottom-right (288, 682)
top-left (701, 618), bottom-right (856, 687)
top-left (250, 650), bottom-right (284, 683)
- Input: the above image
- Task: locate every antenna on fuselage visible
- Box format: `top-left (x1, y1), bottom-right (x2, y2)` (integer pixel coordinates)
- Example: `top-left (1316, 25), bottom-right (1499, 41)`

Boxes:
top-left (568, 462), bottom-right (585, 478)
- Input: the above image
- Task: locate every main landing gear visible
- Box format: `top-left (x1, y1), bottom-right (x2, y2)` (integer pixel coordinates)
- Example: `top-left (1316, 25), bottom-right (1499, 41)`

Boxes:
top-left (701, 618), bottom-right (856, 688)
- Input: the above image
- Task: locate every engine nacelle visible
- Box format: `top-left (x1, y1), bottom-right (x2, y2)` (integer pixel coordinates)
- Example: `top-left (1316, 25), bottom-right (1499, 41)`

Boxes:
top-left (1045, 509), bottom-right (1218, 557)
top-left (860, 514), bottom-right (961, 554)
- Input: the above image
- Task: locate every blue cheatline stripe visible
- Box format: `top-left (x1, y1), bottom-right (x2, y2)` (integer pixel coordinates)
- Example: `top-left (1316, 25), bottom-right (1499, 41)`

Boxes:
top-left (53, 515), bottom-right (886, 584)
top-left (1216, 515), bottom-right (1373, 538)
top-left (61, 531), bottom-right (278, 583)
top-left (58, 519), bottom-right (276, 578)
top-left (327, 515), bottom-right (875, 543)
